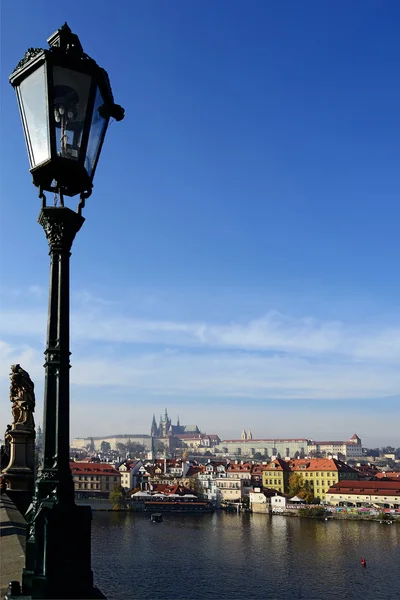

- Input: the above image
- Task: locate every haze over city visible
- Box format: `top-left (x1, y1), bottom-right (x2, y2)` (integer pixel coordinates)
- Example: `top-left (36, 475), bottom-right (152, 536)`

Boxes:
top-left (1, 2), bottom-right (399, 448)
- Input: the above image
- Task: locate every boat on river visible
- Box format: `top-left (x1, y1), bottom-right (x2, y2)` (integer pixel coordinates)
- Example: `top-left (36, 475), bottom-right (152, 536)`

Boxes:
top-left (131, 492), bottom-right (214, 513)
top-left (150, 513), bottom-right (163, 523)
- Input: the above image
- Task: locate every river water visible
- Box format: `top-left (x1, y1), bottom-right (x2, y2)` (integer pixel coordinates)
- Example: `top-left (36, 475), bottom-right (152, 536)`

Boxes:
top-left (91, 511), bottom-right (399, 600)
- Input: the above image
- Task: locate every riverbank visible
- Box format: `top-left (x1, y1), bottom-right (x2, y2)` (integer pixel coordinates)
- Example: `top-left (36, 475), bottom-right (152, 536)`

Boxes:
top-left (76, 499), bottom-right (400, 522)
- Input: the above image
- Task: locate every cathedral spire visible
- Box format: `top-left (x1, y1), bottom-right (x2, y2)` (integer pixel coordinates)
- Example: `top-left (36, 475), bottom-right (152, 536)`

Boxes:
top-left (151, 414), bottom-right (158, 437)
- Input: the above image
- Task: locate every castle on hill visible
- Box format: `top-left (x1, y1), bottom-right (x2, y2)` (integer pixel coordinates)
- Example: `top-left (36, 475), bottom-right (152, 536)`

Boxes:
top-left (151, 409), bottom-right (200, 439)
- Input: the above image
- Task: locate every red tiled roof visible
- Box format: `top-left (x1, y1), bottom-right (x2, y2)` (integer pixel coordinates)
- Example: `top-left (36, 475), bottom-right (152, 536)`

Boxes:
top-left (70, 462), bottom-right (121, 476)
top-left (263, 458), bottom-right (358, 474)
top-left (262, 487), bottom-right (288, 498)
top-left (290, 458), bottom-right (357, 473)
top-left (376, 472), bottom-right (400, 480)
top-left (251, 464), bottom-right (266, 474)
top-left (327, 480), bottom-right (400, 496)
top-left (151, 483), bottom-right (194, 496)
top-left (264, 459), bottom-right (291, 472)
top-left (227, 462), bottom-right (253, 472)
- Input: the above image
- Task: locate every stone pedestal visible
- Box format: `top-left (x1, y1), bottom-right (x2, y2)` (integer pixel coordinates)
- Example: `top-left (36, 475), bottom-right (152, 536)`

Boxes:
top-left (1, 425), bottom-right (35, 516)
top-left (2, 426), bottom-right (35, 492)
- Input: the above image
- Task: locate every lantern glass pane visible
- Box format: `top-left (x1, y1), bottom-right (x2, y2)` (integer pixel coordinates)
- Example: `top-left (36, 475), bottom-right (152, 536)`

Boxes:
top-left (18, 64), bottom-right (50, 167)
top-left (53, 66), bottom-right (91, 161)
top-left (85, 87), bottom-right (107, 177)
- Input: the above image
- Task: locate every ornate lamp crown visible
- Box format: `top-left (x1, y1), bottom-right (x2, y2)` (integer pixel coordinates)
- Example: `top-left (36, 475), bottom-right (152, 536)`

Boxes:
top-left (10, 23), bottom-right (125, 204)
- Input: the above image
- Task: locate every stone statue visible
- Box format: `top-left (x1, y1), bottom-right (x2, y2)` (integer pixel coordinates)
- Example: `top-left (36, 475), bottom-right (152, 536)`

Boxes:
top-left (10, 364), bottom-right (35, 429)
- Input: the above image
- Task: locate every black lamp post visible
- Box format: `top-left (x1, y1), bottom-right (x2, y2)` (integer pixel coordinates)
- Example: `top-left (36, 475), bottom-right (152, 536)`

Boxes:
top-left (9, 24), bottom-right (124, 599)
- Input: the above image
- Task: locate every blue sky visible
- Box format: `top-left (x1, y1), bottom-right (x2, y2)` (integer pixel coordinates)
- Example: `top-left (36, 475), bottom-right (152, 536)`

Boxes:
top-left (1, 1), bottom-right (399, 447)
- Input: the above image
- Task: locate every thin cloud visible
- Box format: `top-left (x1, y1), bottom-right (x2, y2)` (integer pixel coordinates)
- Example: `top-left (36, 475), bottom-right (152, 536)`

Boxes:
top-left (1, 306), bottom-right (399, 364)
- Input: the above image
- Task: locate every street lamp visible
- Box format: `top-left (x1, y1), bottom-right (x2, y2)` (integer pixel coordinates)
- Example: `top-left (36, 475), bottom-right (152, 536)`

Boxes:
top-left (9, 23), bottom-right (124, 599)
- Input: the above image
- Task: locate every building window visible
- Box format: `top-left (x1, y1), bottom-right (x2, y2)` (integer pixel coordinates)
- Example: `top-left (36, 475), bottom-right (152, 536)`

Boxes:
top-left (106, 484), bottom-right (109, 490)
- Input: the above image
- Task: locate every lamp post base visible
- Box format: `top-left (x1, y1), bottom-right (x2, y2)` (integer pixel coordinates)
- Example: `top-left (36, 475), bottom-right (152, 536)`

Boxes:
top-left (20, 500), bottom-right (105, 599)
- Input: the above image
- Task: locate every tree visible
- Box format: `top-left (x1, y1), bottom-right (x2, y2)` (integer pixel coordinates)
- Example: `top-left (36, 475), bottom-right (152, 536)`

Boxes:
top-left (100, 441), bottom-right (111, 454)
top-left (187, 476), bottom-right (204, 498)
top-left (125, 442), bottom-right (145, 456)
top-left (288, 473), bottom-right (303, 496)
top-left (116, 442), bottom-right (127, 455)
top-left (253, 452), bottom-right (265, 460)
top-left (86, 437), bottom-right (95, 452)
top-left (109, 485), bottom-right (126, 509)
top-left (288, 472), bottom-right (314, 503)
top-left (363, 448), bottom-right (380, 457)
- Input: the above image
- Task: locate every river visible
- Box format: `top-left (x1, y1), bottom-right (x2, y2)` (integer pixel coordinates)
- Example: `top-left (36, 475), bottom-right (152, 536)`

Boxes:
top-left (91, 511), bottom-right (399, 600)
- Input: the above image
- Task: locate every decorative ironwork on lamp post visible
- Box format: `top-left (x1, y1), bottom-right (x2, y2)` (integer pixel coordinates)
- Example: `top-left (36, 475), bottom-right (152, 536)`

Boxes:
top-left (9, 23), bottom-right (124, 599)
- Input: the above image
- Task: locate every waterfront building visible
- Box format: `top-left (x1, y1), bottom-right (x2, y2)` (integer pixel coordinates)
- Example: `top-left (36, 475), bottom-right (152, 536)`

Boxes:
top-left (270, 492), bottom-right (289, 512)
top-left (262, 457), bottom-right (360, 500)
top-left (291, 458), bottom-right (359, 500)
top-left (249, 487), bottom-right (289, 513)
top-left (326, 480), bottom-right (400, 508)
top-left (262, 458), bottom-right (291, 494)
top-left (70, 462), bottom-right (122, 497)
top-left (214, 461), bottom-right (253, 503)
top-left (197, 461), bottom-right (228, 505)
top-left (249, 488), bottom-right (270, 513)
top-left (215, 474), bottom-right (251, 503)
top-left (308, 434), bottom-right (362, 458)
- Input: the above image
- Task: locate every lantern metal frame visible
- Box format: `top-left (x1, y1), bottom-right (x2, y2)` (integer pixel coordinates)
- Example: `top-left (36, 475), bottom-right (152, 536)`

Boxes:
top-left (10, 23), bottom-right (124, 198)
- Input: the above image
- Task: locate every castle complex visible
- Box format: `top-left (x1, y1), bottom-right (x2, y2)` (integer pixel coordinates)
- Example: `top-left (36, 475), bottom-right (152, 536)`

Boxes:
top-left (150, 409), bottom-right (200, 438)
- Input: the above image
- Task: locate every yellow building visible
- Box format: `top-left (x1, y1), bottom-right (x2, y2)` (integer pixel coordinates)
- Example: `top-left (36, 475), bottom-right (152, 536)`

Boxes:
top-left (70, 461), bottom-right (121, 497)
top-left (262, 458), bottom-right (359, 501)
top-left (262, 458), bottom-right (291, 493)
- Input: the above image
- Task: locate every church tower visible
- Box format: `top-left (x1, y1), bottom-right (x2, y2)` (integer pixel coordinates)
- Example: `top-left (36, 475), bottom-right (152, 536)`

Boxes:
top-left (241, 428), bottom-right (247, 440)
top-left (247, 429), bottom-right (253, 440)
top-left (151, 414), bottom-right (158, 437)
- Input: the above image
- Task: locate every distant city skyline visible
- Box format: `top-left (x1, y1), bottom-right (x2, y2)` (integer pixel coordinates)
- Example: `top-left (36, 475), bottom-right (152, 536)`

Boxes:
top-left (1, 3), bottom-right (399, 448)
